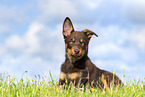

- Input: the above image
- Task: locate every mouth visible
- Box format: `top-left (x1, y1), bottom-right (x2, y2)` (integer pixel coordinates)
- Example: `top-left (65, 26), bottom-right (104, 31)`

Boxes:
top-left (71, 54), bottom-right (82, 58)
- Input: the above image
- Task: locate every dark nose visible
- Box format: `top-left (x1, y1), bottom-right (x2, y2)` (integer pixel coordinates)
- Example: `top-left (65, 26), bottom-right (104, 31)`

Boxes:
top-left (74, 49), bottom-right (80, 54)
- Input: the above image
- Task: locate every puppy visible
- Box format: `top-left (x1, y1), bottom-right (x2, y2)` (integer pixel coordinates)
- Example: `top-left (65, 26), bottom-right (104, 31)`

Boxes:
top-left (59, 17), bottom-right (123, 90)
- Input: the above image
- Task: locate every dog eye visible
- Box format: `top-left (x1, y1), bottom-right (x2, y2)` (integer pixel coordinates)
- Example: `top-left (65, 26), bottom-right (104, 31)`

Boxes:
top-left (69, 41), bottom-right (74, 45)
top-left (69, 38), bottom-right (75, 45)
top-left (82, 43), bottom-right (84, 46)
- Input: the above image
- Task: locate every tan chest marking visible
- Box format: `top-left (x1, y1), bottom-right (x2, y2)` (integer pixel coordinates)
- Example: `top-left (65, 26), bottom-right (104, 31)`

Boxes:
top-left (60, 72), bottom-right (66, 80)
top-left (68, 72), bottom-right (80, 80)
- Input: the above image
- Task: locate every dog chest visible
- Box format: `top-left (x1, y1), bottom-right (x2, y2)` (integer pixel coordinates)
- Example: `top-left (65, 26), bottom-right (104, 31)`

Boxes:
top-left (60, 67), bottom-right (89, 81)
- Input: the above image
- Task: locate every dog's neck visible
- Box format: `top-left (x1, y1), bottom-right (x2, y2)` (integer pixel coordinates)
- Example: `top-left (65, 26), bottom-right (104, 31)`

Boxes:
top-left (66, 55), bottom-right (89, 69)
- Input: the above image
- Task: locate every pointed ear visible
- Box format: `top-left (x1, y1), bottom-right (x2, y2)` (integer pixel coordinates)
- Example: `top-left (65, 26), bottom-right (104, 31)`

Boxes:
top-left (82, 29), bottom-right (98, 40)
top-left (62, 17), bottom-right (74, 39)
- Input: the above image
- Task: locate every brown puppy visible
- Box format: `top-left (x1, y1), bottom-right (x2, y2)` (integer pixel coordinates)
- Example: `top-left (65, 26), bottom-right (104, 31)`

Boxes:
top-left (59, 17), bottom-right (123, 90)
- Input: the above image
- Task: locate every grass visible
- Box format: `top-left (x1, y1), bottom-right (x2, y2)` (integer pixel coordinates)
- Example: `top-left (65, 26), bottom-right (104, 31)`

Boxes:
top-left (0, 74), bottom-right (145, 97)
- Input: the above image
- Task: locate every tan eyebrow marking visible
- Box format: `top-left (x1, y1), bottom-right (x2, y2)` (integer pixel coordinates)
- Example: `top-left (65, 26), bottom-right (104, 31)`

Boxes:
top-left (80, 39), bottom-right (83, 43)
top-left (72, 38), bottom-right (75, 42)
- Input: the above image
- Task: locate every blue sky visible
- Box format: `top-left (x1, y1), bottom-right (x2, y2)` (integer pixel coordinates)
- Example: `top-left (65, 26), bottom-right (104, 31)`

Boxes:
top-left (0, 0), bottom-right (145, 82)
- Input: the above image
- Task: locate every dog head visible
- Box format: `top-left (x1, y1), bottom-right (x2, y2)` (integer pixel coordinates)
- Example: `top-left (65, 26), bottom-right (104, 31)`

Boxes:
top-left (62, 17), bottom-right (98, 62)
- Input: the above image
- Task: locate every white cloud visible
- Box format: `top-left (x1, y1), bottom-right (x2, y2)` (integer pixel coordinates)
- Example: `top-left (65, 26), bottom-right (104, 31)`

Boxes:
top-left (119, 64), bottom-right (136, 71)
top-left (79, 0), bottom-right (102, 9)
top-left (0, 24), bottom-right (11, 35)
top-left (0, 5), bottom-right (27, 24)
top-left (5, 35), bottom-right (23, 49)
top-left (38, 0), bottom-right (77, 23)
top-left (129, 27), bottom-right (145, 49)
top-left (4, 22), bottom-right (42, 53)
top-left (0, 21), bottom-right (64, 79)
top-left (0, 2), bottom-right (36, 40)
top-left (37, 0), bottom-right (145, 27)
top-left (87, 25), bottom-right (140, 74)
top-left (122, 0), bottom-right (145, 23)
top-left (24, 22), bottom-right (44, 54)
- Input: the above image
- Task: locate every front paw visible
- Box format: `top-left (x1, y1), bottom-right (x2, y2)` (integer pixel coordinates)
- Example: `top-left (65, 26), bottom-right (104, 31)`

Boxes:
top-left (59, 79), bottom-right (65, 85)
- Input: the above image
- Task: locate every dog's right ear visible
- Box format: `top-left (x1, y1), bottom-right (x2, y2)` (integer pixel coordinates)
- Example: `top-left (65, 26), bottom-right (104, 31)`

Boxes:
top-left (63, 17), bottom-right (74, 39)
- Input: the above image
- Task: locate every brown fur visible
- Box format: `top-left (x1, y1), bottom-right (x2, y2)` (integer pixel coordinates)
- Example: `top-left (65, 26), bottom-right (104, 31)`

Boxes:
top-left (59, 17), bottom-right (123, 90)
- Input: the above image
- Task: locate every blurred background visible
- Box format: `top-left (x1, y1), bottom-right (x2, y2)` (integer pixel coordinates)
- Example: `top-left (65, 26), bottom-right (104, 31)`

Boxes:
top-left (0, 0), bottom-right (145, 82)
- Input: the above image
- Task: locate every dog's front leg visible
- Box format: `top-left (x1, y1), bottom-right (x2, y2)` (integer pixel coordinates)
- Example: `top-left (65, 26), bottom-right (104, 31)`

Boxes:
top-left (59, 71), bottom-right (66, 85)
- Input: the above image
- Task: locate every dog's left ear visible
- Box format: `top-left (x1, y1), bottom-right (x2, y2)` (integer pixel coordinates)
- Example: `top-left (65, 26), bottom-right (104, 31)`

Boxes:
top-left (83, 29), bottom-right (98, 40)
